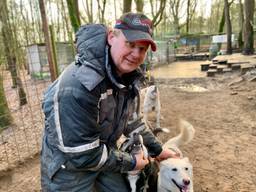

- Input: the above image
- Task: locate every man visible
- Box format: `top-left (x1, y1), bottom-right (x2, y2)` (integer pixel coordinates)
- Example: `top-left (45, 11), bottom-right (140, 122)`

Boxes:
top-left (41, 12), bottom-right (178, 192)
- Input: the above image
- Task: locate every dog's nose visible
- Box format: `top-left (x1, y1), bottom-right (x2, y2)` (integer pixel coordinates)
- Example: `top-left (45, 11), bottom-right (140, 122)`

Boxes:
top-left (183, 179), bottom-right (190, 186)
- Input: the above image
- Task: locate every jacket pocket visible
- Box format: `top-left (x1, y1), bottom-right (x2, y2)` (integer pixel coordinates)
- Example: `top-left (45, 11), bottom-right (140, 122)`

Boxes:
top-left (41, 139), bottom-right (66, 180)
top-left (99, 94), bottom-right (116, 123)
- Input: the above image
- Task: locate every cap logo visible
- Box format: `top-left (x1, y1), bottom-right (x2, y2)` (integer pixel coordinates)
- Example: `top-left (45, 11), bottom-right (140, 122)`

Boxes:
top-left (133, 18), bottom-right (153, 35)
top-left (132, 17), bottom-right (145, 26)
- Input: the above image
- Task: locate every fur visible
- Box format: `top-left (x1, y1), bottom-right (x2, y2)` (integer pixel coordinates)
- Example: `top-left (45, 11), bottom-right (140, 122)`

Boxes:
top-left (142, 85), bottom-right (161, 129)
top-left (120, 120), bottom-right (195, 192)
top-left (121, 132), bottom-right (148, 192)
top-left (158, 120), bottom-right (195, 192)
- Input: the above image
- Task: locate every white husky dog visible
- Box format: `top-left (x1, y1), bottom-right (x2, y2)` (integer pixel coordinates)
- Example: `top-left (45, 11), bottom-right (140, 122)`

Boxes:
top-left (142, 85), bottom-right (161, 128)
top-left (158, 120), bottom-right (195, 192)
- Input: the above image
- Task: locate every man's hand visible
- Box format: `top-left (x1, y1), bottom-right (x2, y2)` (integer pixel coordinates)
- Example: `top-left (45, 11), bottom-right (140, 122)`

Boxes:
top-left (133, 150), bottom-right (149, 170)
top-left (155, 148), bottom-right (180, 162)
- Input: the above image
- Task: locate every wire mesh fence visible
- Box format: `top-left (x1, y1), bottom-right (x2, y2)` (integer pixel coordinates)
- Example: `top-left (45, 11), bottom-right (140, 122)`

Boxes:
top-left (0, 63), bottom-right (50, 172)
top-left (0, 37), bottom-right (175, 172)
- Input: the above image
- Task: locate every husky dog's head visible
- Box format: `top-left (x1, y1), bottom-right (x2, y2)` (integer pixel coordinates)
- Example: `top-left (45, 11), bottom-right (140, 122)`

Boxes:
top-left (159, 157), bottom-right (193, 192)
top-left (146, 85), bottom-right (158, 100)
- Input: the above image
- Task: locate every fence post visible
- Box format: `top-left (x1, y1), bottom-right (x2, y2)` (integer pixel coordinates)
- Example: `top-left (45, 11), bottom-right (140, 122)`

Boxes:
top-left (39, 0), bottom-right (57, 82)
top-left (49, 25), bottom-right (59, 77)
top-left (166, 41), bottom-right (170, 64)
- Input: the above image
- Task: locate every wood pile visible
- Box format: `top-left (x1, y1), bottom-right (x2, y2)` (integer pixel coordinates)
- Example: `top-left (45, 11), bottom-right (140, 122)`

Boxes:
top-left (200, 60), bottom-right (255, 77)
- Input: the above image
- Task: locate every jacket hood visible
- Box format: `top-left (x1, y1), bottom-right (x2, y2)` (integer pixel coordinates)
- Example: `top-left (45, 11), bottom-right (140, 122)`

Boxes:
top-left (75, 24), bottom-right (108, 76)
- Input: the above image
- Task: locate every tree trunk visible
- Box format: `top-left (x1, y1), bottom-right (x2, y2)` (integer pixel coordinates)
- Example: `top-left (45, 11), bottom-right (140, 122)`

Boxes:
top-left (85, 0), bottom-right (93, 23)
top-left (60, 0), bottom-right (75, 57)
top-left (97, 0), bottom-right (106, 23)
top-left (0, 75), bottom-right (13, 130)
top-left (238, 0), bottom-right (244, 49)
top-left (66, 0), bottom-right (81, 32)
top-left (186, 0), bottom-right (190, 34)
top-left (170, 0), bottom-right (181, 35)
top-left (150, 0), bottom-right (167, 27)
top-left (39, 0), bottom-right (57, 81)
top-left (1, 29), bottom-right (17, 88)
top-left (74, 0), bottom-right (81, 24)
top-left (49, 25), bottom-right (59, 77)
top-left (16, 71), bottom-right (27, 106)
top-left (225, 0), bottom-right (232, 54)
top-left (135, 0), bottom-right (144, 12)
top-left (243, 0), bottom-right (255, 55)
top-left (0, 0), bottom-right (27, 106)
top-left (28, 0), bottom-right (37, 43)
top-left (123, 0), bottom-right (132, 13)
top-left (217, 7), bottom-right (225, 50)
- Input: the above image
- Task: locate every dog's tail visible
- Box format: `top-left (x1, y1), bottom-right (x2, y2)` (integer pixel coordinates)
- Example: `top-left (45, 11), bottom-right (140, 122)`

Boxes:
top-left (145, 120), bottom-right (170, 136)
top-left (163, 119), bottom-right (195, 149)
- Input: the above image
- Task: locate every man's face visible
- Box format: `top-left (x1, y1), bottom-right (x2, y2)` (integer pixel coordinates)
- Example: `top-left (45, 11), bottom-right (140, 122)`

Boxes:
top-left (108, 30), bottom-right (149, 76)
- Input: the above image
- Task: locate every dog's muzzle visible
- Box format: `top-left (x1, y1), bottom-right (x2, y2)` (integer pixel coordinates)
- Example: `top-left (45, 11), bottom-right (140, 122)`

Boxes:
top-left (171, 178), bottom-right (190, 192)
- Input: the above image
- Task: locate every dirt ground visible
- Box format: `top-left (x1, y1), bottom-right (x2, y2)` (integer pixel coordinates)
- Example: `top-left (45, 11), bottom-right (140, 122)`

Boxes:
top-left (1, 54), bottom-right (256, 192)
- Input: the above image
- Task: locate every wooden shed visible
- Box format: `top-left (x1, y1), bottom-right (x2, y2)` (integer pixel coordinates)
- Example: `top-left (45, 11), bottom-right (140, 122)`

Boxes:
top-left (26, 42), bottom-right (74, 79)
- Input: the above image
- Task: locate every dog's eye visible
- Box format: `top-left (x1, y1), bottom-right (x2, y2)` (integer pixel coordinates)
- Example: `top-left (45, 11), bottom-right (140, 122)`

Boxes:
top-left (185, 167), bottom-right (188, 171)
top-left (172, 168), bottom-right (177, 171)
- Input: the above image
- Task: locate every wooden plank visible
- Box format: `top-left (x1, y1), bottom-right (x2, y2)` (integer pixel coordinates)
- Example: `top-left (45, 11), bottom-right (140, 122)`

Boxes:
top-left (240, 65), bottom-right (255, 75)
top-left (209, 64), bottom-right (218, 69)
top-left (207, 69), bottom-right (217, 77)
top-left (218, 60), bottom-right (228, 64)
top-left (201, 64), bottom-right (210, 71)
top-left (223, 68), bottom-right (232, 73)
top-left (231, 64), bottom-right (241, 70)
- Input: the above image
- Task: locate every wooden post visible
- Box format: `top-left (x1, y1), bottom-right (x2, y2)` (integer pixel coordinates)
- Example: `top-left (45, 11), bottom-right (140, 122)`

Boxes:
top-left (49, 25), bottom-right (59, 77)
top-left (38, 0), bottom-right (57, 82)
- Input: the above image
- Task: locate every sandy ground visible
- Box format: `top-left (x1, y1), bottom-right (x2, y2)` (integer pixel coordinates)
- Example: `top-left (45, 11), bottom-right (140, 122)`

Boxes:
top-left (1, 53), bottom-right (256, 192)
top-left (157, 75), bottom-right (256, 192)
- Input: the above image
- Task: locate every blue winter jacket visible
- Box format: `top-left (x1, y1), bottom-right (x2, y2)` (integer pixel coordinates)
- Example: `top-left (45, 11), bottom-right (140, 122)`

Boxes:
top-left (41, 24), bottom-right (162, 180)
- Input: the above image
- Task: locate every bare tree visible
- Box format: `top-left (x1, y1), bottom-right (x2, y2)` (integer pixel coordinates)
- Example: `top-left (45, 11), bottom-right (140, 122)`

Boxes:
top-left (19, 0), bottom-right (30, 46)
top-left (0, 0), bottom-right (27, 106)
top-left (218, 7), bottom-right (225, 34)
top-left (207, 0), bottom-right (223, 34)
top-left (243, 0), bottom-right (255, 55)
top-left (169, 0), bottom-right (186, 35)
top-left (39, 0), bottom-right (57, 81)
top-left (225, 0), bottom-right (232, 54)
top-left (0, 22), bottom-right (12, 129)
top-left (186, 0), bottom-right (190, 34)
top-left (97, 0), bottom-right (107, 23)
top-left (185, 0), bottom-right (197, 34)
top-left (150, 0), bottom-right (167, 27)
top-left (66, 0), bottom-right (81, 32)
top-left (238, 0), bottom-right (244, 49)
top-left (0, 75), bottom-right (13, 129)
top-left (29, 0), bottom-right (43, 43)
top-left (85, 0), bottom-right (93, 23)
top-left (123, 0), bottom-right (132, 13)
top-left (60, 0), bottom-right (75, 56)
top-left (135, 0), bottom-right (144, 12)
